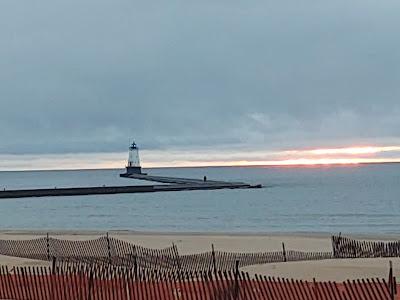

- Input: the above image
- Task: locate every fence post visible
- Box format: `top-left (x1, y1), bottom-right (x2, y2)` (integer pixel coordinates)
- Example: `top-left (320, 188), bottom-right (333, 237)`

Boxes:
top-left (172, 243), bottom-right (181, 272)
top-left (212, 244), bottom-right (217, 275)
top-left (389, 261), bottom-right (395, 300)
top-left (332, 235), bottom-right (338, 258)
top-left (87, 270), bottom-right (94, 300)
top-left (47, 232), bottom-right (50, 260)
top-left (50, 257), bottom-right (56, 300)
top-left (133, 245), bottom-right (138, 280)
top-left (106, 232), bottom-right (112, 264)
top-left (337, 232), bottom-right (342, 257)
top-left (234, 259), bottom-right (239, 299)
top-left (282, 242), bottom-right (287, 262)
top-left (52, 256), bottom-right (57, 274)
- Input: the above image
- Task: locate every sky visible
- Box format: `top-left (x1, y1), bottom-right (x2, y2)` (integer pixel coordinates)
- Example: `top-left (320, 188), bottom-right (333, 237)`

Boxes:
top-left (1, 0), bottom-right (400, 170)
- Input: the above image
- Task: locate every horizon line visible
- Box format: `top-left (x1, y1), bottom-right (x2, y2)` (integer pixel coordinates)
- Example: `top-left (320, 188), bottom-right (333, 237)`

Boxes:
top-left (1, 160), bottom-right (400, 173)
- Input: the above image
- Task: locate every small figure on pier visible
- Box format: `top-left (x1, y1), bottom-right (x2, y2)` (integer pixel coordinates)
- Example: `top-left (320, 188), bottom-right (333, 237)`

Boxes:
top-left (203, 176), bottom-right (207, 182)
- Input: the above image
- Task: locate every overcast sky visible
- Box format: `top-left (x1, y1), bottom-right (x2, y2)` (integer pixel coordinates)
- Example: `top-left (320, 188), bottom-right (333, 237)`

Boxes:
top-left (1, 0), bottom-right (400, 169)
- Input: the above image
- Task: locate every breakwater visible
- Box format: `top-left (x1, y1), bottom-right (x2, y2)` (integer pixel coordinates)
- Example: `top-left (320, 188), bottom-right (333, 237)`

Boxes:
top-left (0, 173), bottom-right (261, 199)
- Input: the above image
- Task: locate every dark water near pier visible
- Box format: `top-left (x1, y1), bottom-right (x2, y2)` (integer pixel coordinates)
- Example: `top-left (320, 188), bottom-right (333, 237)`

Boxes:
top-left (0, 164), bottom-right (399, 234)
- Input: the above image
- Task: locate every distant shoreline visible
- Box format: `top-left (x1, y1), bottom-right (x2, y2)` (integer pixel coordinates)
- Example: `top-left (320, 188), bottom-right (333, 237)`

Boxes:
top-left (0, 160), bottom-right (399, 173)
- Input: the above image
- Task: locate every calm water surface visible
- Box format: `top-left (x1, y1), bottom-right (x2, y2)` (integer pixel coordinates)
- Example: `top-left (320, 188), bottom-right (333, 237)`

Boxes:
top-left (0, 165), bottom-right (399, 234)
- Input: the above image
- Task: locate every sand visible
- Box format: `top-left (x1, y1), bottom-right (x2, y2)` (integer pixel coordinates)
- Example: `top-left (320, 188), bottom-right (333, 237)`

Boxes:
top-left (0, 230), bottom-right (399, 281)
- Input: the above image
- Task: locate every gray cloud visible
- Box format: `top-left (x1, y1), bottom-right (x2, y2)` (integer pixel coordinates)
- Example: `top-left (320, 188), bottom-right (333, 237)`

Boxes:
top-left (0, 0), bottom-right (400, 156)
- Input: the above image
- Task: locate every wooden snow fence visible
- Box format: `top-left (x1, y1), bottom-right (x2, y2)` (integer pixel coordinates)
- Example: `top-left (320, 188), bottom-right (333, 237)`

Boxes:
top-left (0, 236), bottom-right (334, 272)
top-left (332, 235), bottom-right (400, 258)
top-left (0, 264), bottom-right (397, 300)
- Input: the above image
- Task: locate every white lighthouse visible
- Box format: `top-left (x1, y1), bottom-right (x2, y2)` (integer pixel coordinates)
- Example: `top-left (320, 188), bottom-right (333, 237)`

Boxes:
top-left (123, 141), bottom-right (142, 175)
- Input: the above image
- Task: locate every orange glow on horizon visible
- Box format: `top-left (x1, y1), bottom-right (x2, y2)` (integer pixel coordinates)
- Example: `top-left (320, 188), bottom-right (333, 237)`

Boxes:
top-left (308, 146), bottom-right (400, 156)
top-left (2, 145), bottom-right (400, 171)
top-left (143, 157), bottom-right (400, 168)
top-left (142, 145), bottom-right (400, 168)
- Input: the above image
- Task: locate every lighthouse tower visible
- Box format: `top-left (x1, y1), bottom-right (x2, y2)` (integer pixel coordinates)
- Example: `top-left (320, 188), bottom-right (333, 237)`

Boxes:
top-left (125, 141), bottom-right (142, 175)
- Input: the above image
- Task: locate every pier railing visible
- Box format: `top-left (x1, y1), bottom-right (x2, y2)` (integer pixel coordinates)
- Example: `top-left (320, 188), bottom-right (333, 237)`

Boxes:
top-left (0, 264), bottom-right (397, 300)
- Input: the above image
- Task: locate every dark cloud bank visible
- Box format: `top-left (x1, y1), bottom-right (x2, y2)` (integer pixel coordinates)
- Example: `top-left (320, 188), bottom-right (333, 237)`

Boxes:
top-left (1, 0), bottom-right (399, 156)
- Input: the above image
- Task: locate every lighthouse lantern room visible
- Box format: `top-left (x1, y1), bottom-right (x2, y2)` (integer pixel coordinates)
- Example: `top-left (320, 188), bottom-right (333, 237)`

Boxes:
top-left (125, 141), bottom-right (142, 175)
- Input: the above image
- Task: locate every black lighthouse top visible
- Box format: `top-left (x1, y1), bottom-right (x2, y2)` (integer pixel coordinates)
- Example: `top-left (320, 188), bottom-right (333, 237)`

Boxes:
top-left (129, 141), bottom-right (138, 150)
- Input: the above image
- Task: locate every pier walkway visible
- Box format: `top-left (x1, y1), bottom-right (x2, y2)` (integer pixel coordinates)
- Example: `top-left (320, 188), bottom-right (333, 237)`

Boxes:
top-left (0, 173), bottom-right (261, 199)
top-left (122, 173), bottom-right (246, 185)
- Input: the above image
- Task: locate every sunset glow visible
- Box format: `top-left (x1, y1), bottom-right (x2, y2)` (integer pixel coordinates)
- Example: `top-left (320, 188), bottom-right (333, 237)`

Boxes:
top-left (1, 145), bottom-right (400, 171)
top-left (308, 146), bottom-right (400, 156)
top-left (143, 157), bottom-right (400, 168)
top-left (142, 145), bottom-right (400, 168)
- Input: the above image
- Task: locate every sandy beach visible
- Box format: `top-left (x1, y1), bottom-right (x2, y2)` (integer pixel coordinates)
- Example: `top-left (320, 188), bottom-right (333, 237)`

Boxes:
top-left (0, 230), bottom-right (399, 281)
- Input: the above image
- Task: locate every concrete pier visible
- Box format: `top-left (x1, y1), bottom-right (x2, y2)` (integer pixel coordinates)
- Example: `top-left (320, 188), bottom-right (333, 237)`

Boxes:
top-left (120, 173), bottom-right (245, 185)
top-left (0, 172), bottom-right (261, 199)
top-left (0, 181), bottom-right (261, 199)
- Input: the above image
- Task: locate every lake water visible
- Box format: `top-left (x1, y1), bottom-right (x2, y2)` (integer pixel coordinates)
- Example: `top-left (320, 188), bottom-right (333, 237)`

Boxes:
top-left (0, 164), bottom-right (399, 234)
